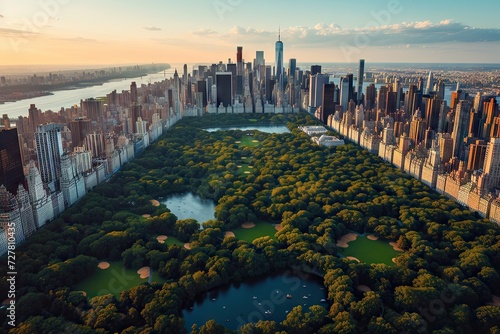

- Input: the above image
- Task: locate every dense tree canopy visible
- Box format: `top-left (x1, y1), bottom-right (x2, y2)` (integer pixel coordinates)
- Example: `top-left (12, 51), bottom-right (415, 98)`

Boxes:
top-left (2, 113), bottom-right (499, 333)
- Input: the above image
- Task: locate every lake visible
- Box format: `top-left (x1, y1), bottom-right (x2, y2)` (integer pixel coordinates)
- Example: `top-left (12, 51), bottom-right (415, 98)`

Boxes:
top-left (183, 271), bottom-right (327, 331)
top-left (161, 193), bottom-right (215, 224)
top-left (204, 125), bottom-right (290, 134)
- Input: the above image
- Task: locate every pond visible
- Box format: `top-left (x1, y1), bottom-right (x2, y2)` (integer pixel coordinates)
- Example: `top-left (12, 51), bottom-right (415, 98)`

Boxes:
top-left (204, 125), bottom-right (290, 134)
top-left (161, 193), bottom-right (215, 224)
top-left (183, 271), bottom-right (327, 331)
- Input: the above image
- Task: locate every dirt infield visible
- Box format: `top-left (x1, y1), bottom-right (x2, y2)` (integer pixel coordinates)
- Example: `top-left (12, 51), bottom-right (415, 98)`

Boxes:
top-left (150, 200), bottom-right (160, 207)
top-left (346, 256), bottom-right (360, 262)
top-left (274, 224), bottom-right (283, 231)
top-left (225, 231), bottom-right (236, 238)
top-left (241, 222), bottom-right (256, 229)
top-left (367, 234), bottom-right (379, 241)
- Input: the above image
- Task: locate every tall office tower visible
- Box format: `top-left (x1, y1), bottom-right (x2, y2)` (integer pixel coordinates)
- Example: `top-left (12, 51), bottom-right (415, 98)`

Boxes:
top-left (0, 128), bottom-right (24, 195)
top-left (28, 104), bottom-right (42, 133)
top-left (308, 74), bottom-right (330, 112)
top-left (364, 84), bottom-right (376, 110)
top-left (289, 58), bottom-right (297, 83)
top-left (182, 65), bottom-right (188, 105)
top-left (482, 137), bottom-right (500, 190)
top-left (35, 123), bottom-right (63, 192)
top-left (425, 71), bottom-right (434, 95)
top-left (321, 83), bottom-right (336, 123)
top-left (265, 66), bottom-right (273, 102)
top-left (393, 79), bottom-right (401, 110)
top-left (357, 59), bottom-right (365, 105)
top-left (197, 80), bottom-right (208, 107)
top-left (130, 104), bottom-right (143, 133)
top-left (376, 85), bottom-right (388, 112)
top-left (482, 98), bottom-right (499, 139)
top-left (385, 91), bottom-right (398, 116)
top-left (216, 72), bottom-right (232, 108)
top-left (467, 140), bottom-right (487, 171)
top-left (310, 65), bottom-right (322, 76)
top-left (275, 29), bottom-right (284, 86)
top-left (346, 74), bottom-right (354, 102)
top-left (81, 98), bottom-right (103, 124)
top-left (450, 90), bottom-right (465, 109)
top-left (452, 100), bottom-right (472, 159)
top-left (435, 80), bottom-right (446, 100)
top-left (69, 118), bottom-right (92, 148)
top-left (409, 109), bottom-right (426, 145)
top-left (173, 69), bottom-right (181, 114)
top-left (439, 133), bottom-right (454, 165)
top-left (237, 46), bottom-right (243, 76)
top-left (425, 96), bottom-right (443, 132)
top-left (340, 77), bottom-right (350, 112)
top-left (256, 51), bottom-right (265, 67)
top-left (437, 100), bottom-right (449, 133)
top-left (130, 82), bottom-right (138, 104)
top-left (404, 85), bottom-right (422, 116)
top-left (227, 63), bottom-right (237, 98)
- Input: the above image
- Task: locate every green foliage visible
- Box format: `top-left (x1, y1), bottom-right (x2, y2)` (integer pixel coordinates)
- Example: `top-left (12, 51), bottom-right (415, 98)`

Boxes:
top-left (3, 113), bottom-right (500, 333)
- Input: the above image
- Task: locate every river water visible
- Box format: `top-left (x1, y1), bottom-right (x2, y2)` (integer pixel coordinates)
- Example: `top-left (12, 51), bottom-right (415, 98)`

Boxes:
top-left (0, 69), bottom-right (176, 119)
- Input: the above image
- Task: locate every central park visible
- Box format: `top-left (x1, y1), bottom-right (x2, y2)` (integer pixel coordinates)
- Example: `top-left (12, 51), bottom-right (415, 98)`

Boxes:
top-left (2, 112), bottom-right (500, 333)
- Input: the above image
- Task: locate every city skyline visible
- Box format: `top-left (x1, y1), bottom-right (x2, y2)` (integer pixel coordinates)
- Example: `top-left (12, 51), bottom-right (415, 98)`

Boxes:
top-left (1, 0), bottom-right (500, 66)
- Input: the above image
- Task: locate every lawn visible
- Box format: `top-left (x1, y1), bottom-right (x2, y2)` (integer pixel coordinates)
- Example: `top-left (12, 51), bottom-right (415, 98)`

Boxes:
top-left (73, 261), bottom-right (167, 299)
top-left (341, 236), bottom-right (401, 266)
top-left (232, 222), bottom-right (278, 242)
top-left (164, 236), bottom-right (184, 246)
top-left (238, 135), bottom-right (260, 147)
top-left (236, 164), bottom-right (254, 175)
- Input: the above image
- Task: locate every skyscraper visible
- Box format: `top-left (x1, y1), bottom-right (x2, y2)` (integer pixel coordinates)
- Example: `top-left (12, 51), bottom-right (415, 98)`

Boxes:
top-left (35, 123), bottom-right (64, 192)
top-left (69, 118), bottom-right (92, 148)
top-left (237, 46), bottom-right (243, 76)
top-left (483, 137), bottom-right (500, 190)
top-left (357, 59), bottom-right (365, 105)
top-left (452, 100), bottom-right (472, 159)
top-left (340, 77), bottom-right (350, 112)
top-left (275, 29), bottom-right (284, 87)
top-left (289, 58), bottom-right (297, 83)
top-left (310, 65), bottom-right (322, 76)
top-left (425, 71), bottom-right (434, 95)
top-left (0, 128), bottom-right (24, 195)
top-left (216, 72), bottom-right (232, 108)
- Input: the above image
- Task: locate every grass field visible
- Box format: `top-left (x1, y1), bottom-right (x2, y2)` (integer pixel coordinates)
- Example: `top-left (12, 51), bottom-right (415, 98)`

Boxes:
top-left (237, 164), bottom-right (254, 175)
top-left (342, 236), bottom-right (401, 266)
top-left (239, 135), bottom-right (260, 147)
top-left (164, 236), bottom-right (184, 246)
top-left (232, 222), bottom-right (277, 242)
top-left (73, 261), bottom-right (167, 299)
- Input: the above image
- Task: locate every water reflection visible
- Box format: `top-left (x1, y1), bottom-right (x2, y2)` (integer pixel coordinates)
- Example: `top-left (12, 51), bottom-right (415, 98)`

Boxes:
top-left (183, 271), bottom-right (327, 331)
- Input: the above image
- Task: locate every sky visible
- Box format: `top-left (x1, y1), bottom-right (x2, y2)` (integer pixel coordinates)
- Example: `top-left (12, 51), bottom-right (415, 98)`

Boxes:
top-left (1, 0), bottom-right (500, 67)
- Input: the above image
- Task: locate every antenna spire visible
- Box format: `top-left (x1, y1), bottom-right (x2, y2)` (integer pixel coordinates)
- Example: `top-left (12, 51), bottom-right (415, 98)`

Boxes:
top-left (279, 26), bottom-right (281, 41)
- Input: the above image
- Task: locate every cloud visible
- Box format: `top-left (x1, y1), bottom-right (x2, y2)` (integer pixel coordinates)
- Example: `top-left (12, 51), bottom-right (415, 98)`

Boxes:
top-left (54, 36), bottom-right (100, 43)
top-left (0, 14), bottom-right (4, 19)
top-left (0, 27), bottom-right (39, 37)
top-left (193, 28), bottom-right (217, 36)
top-left (142, 26), bottom-right (161, 31)
top-left (215, 21), bottom-right (500, 47)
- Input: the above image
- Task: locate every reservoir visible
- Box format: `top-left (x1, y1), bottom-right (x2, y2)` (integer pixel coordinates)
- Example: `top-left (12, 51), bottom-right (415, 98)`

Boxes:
top-left (182, 271), bottom-right (327, 331)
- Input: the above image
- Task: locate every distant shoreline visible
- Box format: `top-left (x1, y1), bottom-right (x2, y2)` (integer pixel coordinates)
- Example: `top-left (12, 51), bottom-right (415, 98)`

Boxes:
top-left (0, 64), bottom-right (170, 104)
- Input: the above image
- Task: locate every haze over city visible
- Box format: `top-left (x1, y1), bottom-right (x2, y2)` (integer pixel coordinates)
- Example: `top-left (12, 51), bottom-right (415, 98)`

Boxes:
top-left (1, 0), bottom-right (500, 66)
